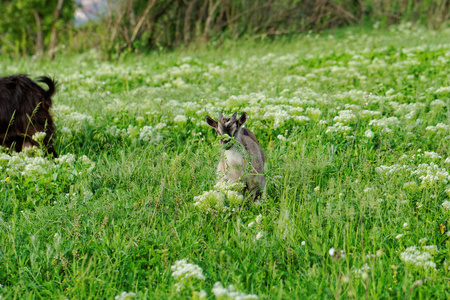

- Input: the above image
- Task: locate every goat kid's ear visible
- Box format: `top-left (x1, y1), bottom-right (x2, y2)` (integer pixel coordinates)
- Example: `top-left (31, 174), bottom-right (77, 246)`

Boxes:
top-left (205, 115), bottom-right (218, 129)
top-left (231, 112), bottom-right (237, 120)
top-left (238, 112), bottom-right (248, 126)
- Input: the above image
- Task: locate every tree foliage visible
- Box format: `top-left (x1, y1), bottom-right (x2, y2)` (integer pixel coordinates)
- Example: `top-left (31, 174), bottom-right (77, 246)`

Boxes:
top-left (0, 0), bottom-right (75, 56)
top-left (0, 0), bottom-right (448, 58)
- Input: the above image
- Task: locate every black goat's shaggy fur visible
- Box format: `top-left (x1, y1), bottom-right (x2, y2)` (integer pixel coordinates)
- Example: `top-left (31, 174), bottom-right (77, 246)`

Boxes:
top-left (0, 74), bottom-right (57, 157)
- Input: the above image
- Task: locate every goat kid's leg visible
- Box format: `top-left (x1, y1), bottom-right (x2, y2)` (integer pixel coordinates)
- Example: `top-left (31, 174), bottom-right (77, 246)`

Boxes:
top-left (242, 183), bottom-right (249, 195)
top-left (253, 188), bottom-right (262, 201)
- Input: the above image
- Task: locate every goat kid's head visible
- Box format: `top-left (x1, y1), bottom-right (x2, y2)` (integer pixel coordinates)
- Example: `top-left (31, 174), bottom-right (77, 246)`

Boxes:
top-left (205, 112), bottom-right (247, 149)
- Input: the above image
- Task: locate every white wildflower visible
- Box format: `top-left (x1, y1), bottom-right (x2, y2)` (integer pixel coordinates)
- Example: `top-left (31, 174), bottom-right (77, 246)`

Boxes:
top-left (214, 181), bottom-right (245, 193)
top-left (400, 245), bottom-right (438, 270)
top-left (256, 231), bottom-right (265, 240)
top-left (442, 201), bottom-right (450, 211)
top-left (60, 126), bottom-right (72, 136)
top-left (293, 115), bottom-right (310, 124)
top-left (424, 151), bottom-right (441, 159)
top-left (333, 110), bottom-right (356, 124)
top-left (277, 135), bottom-right (287, 141)
top-left (154, 122), bottom-right (167, 130)
top-left (174, 115), bottom-right (188, 123)
top-left (305, 107), bottom-right (322, 121)
top-left (353, 263), bottom-right (371, 277)
top-left (435, 123), bottom-right (450, 132)
top-left (411, 163), bottom-right (449, 188)
top-left (52, 105), bottom-right (93, 132)
top-left (255, 214), bottom-right (262, 224)
top-left (171, 259), bottom-right (205, 281)
top-left (115, 291), bottom-right (136, 300)
top-left (329, 247), bottom-right (336, 256)
top-left (364, 129), bottom-right (374, 138)
top-left (430, 99), bottom-right (446, 110)
top-left (434, 86), bottom-right (450, 95)
top-left (375, 164), bottom-right (411, 175)
top-left (193, 290), bottom-right (207, 300)
top-left (212, 282), bottom-right (258, 300)
top-left (225, 190), bottom-right (244, 207)
top-left (193, 190), bottom-right (226, 212)
top-left (326, 122), bottom-right (352, 134)
top-left (139, 126), bottom-right (162, 143)
top-left (31, 132), bottom-right (46, 143)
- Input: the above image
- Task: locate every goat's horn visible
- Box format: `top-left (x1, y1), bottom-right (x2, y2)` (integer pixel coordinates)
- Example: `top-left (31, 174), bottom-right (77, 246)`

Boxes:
top-left (218, 112), bottom-right (223, 120)
top-left (231, 112), bottom-right (237, 120)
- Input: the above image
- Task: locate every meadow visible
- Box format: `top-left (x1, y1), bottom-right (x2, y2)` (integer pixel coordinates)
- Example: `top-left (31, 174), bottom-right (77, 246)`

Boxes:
top-left (1, 23), bottom-right (450, 299)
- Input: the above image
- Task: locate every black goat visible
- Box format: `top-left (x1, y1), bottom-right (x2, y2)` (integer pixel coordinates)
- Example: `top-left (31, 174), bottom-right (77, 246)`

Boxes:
top-left (0, 74), bottom-right (57, 157)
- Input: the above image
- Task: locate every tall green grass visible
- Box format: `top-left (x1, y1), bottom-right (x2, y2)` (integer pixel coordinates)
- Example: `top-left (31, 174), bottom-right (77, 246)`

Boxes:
top-left (0, 24), bottom-right (450, 299)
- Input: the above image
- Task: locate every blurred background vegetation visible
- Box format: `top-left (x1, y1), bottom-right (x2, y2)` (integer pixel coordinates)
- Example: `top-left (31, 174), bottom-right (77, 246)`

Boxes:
top-left (0, 0), bottom-right (449, 59)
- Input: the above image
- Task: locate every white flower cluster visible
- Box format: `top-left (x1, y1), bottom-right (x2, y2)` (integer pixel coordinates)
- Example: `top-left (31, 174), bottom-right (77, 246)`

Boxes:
top-left (114, 291), bottom-right (136, 300)
top-left (434, 86), bottom-right (450, 95)
top-left (193, 181), bottom-right (245, 213)
top-left (248, 214), bottom-right (262, 228)
top-left (442, 200), bottom-right (450, 211)
top-left (353, 263), bottom-right (371, 277)
top-left (360, 109), bottom-right (381, 120)
top-left (305, 107), bottom-right (322, 121)
top-left (390, 101), bottom-right (425, 118)
top-left (325, 122), bottom-right (352, 134)
top-left (31, 132), bottom-right (47, 143)
top-left (400, 245), bottom-right (438, 270)
top-left (262, 109), bottom-right (290, 129)
top-left (411, 163), bottom-right (449, 188)
top-left (139, 125), bottom-right (163, 143)
top-left (174, 114), bottom-right (188, 123)
top-left (52, 105), bottom-right (94, 132)
top-left (106, 125), bottom-right (163, 144)
top-left (171, 259), bottom-right (205, 292)
top-left (377, 162), bottom-right (450, 191)
top-left (212, 282), bottom-right (258, 300)
top-left (363, 129), bottom-right (375, 138)
top-left (426, 123), bottom-right (450, 133)
top-left (171, 259), bottom-right (206, 281)
top-left (255, 231), bottom-right (265, 241)
top-left (193, 190), bottom-right (226, 212)
top-left (423, 151), bottom-right (442, 159)
top-left (430, 99), bottom-right (447, 111)
top-left (193, 290), bottom-right (208, 300)
top-left (0, 152), bottom-right (95, 181)
top-left (1, 153), bottom-right (53, 177)
top-left (375, 164), bottom-right (411, 175)
top-left (333, 110), bottom-right (356, 124)
top-left (369, 117), bottom-right (400, 132)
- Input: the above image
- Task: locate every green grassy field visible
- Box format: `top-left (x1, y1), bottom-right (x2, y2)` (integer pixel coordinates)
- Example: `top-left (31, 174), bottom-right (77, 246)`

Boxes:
top-left (1, 24), bottom-right (450, 299)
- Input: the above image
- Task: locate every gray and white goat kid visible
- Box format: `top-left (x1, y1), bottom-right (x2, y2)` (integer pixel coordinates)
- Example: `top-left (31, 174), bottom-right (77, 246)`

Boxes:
top-left (205, 112), bottom-right (265, 201)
